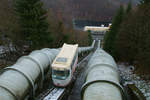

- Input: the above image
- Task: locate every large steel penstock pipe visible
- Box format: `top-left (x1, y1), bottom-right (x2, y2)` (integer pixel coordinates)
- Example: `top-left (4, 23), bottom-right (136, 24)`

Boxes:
top-left (0, 48), bottom-right (59, 100)
top-left (81, 48), bottom-right (125, 100)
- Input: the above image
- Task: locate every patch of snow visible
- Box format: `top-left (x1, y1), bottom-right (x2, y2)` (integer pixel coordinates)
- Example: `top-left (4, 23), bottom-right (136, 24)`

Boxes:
top-left (118, 63), bottom-right (150, 100)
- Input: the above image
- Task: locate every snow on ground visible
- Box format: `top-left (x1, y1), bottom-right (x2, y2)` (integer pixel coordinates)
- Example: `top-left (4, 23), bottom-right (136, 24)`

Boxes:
top-left (118, 63), bottom-right (150, 100)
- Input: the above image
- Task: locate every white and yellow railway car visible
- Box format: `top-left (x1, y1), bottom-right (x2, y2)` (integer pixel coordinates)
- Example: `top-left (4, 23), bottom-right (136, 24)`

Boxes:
top-left (51, 43), bottom-right (78, 87)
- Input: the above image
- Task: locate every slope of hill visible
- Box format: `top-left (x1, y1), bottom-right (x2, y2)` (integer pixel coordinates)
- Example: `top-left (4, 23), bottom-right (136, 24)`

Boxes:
top-left (0, 0), bottom-right (19, 42)
top-left (42, 0), bottom-right (140, 26)
top-left (0, 0), bottom-right (140, 28)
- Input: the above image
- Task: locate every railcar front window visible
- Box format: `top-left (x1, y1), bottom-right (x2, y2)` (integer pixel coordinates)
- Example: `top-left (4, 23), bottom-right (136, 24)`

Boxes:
top-left (56, 57), bottom-right (67, 63)
top-left (52, 70), bottom-right (69, 80)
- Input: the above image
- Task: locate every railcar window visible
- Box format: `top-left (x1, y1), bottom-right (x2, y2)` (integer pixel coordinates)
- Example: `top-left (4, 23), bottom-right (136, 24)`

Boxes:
top-left (56, 57), bottom-right (67, 63)
top-left (52, 70), bottom-right (69, 80)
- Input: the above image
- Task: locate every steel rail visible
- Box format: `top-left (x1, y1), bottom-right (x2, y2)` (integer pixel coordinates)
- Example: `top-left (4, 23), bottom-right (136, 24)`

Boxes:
top-left (43, 88), bottom-right (65, 100)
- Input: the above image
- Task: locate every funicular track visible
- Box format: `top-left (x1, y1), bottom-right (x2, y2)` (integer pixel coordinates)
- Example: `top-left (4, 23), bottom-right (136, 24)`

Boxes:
top-left (0, 39), bottom-right (96, 100)
top-left (38, 53), bottom-right (93, 100)
top-left (68, 40), bottom-right (98, 100)
top-left (42, 88), bottom-right (65, 100)
top-left (38, 41), bottom-right (98, 100)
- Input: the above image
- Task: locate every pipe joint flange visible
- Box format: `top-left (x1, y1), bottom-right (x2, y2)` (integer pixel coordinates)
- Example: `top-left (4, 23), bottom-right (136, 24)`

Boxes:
top-left (0, 85), bottom-right (18, 100)
top-left (3, 66), bottom-right (35, 98)
top-left (81, 80), bottom-right (127, 100)
top-left (26, 56), bottom-right (45, 87)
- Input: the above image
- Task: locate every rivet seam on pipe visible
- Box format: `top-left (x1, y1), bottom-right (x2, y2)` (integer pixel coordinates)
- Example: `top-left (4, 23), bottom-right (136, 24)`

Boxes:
top-left (32, 51), bottom-right (52, 64)
top-left (40, 50), bottom-right (56, 71)
top-left (4, 66), bottom-right (35, 97)
top-left (41, 51), bottom-right (54, 64)
top-left (26, 56), bottom-right (44, 87)
top-left (0, 86), bottom-right (18, 100)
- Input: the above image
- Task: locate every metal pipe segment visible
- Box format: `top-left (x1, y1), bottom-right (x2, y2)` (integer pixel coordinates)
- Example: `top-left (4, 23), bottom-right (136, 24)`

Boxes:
top-left (97, 40), bottom-right (101, 48)
top-left (0, 48), bottom-right (59, 100)
top-left (81, 42), bottom-right (125, 100)
top-left (78, 40), bottom-right (95, 54)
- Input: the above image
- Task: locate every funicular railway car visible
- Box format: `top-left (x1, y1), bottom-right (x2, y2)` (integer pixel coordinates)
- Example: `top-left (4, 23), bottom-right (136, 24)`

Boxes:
top-left (51, 43), bottom-right (78, 87)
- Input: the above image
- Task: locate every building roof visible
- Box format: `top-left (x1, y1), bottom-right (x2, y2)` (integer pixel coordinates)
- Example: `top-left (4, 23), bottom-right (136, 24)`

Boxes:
top-left (84, 26), bottom-right (110, 32)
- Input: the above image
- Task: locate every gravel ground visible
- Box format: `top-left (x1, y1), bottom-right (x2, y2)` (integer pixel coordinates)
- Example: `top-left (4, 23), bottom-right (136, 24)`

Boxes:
top-left (118, 63), bottom-right (150, 100)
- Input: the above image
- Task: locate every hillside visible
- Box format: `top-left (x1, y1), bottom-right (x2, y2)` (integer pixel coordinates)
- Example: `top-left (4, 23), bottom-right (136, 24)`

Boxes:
top-left (42, 0), bottom-right (140, 26)
top-left (0, 0), bottom-right (140, 28)
top-left (0, 0), bottom-right (19, 44)
top-left (0, 0), bottom-right (140, 32)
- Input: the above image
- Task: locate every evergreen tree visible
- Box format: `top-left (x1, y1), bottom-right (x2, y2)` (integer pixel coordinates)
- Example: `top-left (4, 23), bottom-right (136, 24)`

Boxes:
top-left (116, 3), bottom-right (150, 73)
top-left (140, 0), bottom-right (150, 4)
top-left (88, 30), bottom-right (92, 45)
top-left (63, 34), bottom-right (69, 43)
top-left (56, 21), bottom-right (64, 46)
top-left (126, 2), bottom-right (132, 14)
top-left (14, 0), bottom-right (52, 49)
top-left (104, 5), bottom-right (125, 60)
top-left (55, 21), bottom-right (70, 47)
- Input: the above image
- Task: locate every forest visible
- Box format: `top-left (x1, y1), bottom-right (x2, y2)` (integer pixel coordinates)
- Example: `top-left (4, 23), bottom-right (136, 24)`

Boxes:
top-left (0, 0), bottom-right (90, 69)
top-left (0, 0), bottom-right (145, 73)
top-left (104, 0), bottom-right (150, 74)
